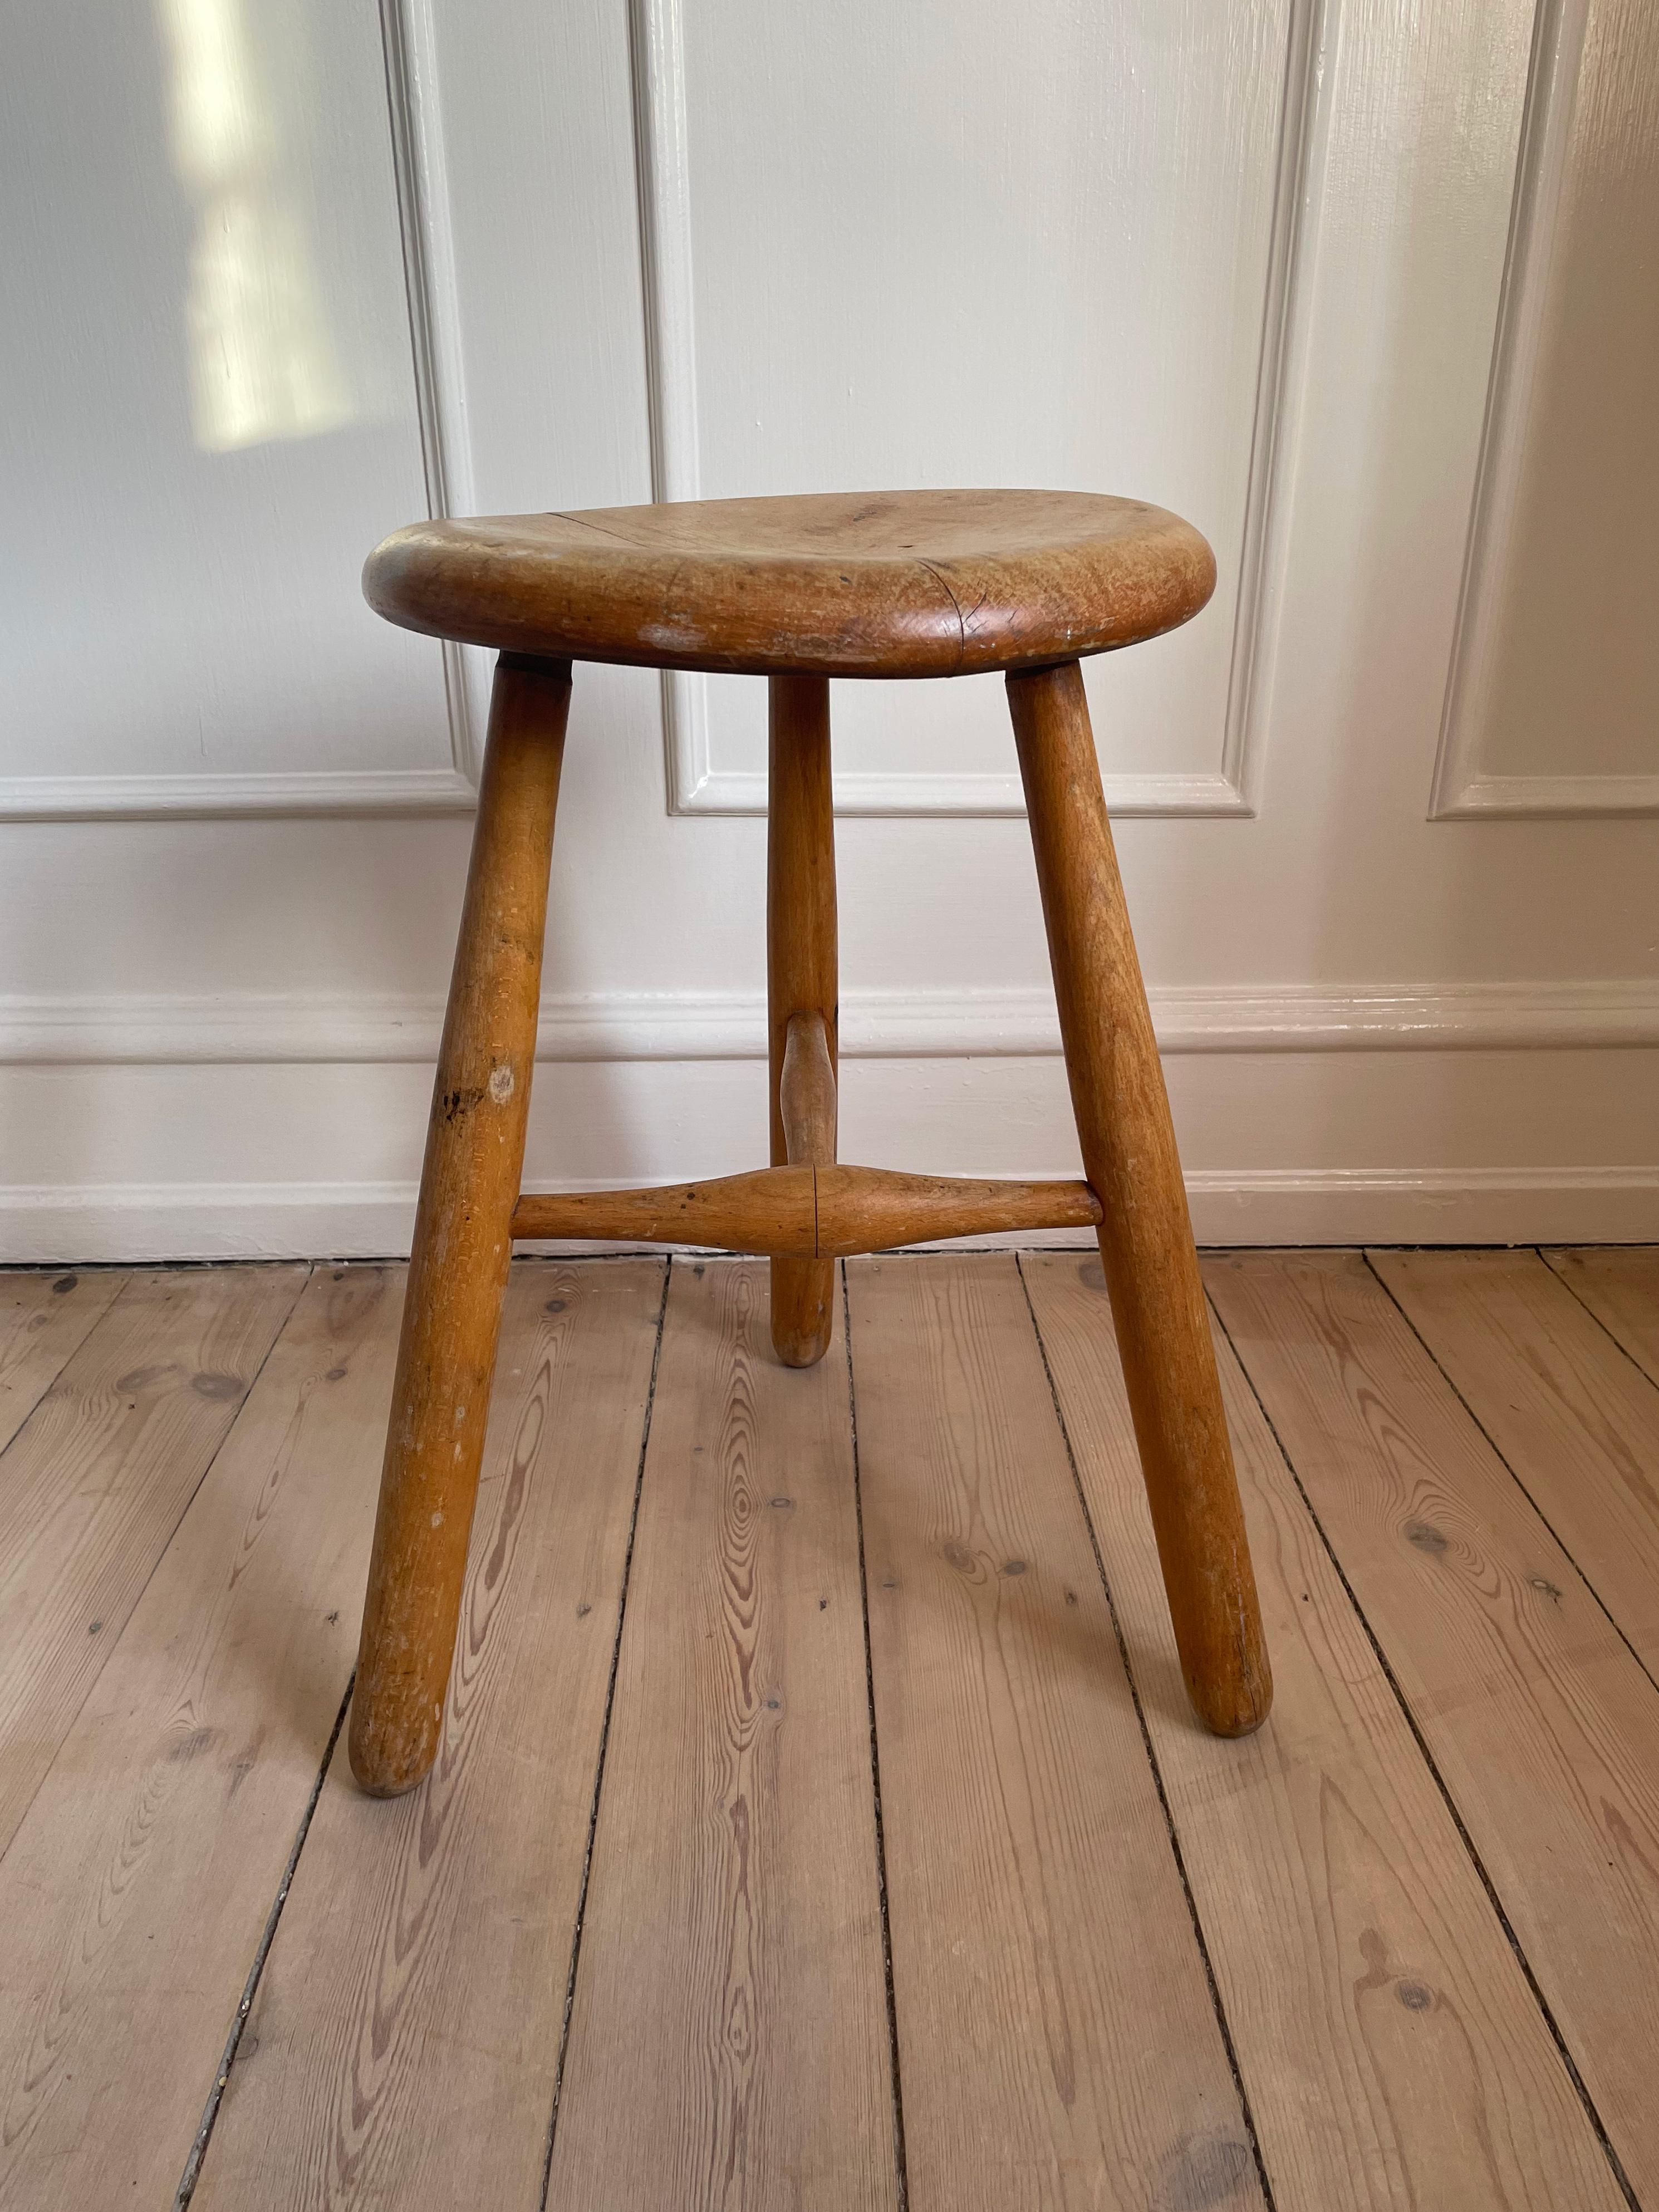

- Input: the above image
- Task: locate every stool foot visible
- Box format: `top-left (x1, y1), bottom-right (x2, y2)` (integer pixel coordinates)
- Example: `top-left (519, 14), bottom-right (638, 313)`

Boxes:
top-left (768, 676), bottom-right (838, 1369)
top-left (1009, 661), bottom-right (1272, 1737)
top-left (350, 654), bottom-right (570, 1796)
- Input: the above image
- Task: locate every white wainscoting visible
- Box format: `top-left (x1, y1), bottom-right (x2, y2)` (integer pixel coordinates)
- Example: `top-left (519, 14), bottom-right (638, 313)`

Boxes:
top-left (0, 771), bottom-right (477, 821)
top-left (634, 0), bottom-right (1322, 820)
top-left (4, 0), bottom-right (1654, 1268)
top-left (1, 979), bottom-right (1655, 1259)
top-left (4, 977), bottom-right (1657, 1066)
top-left (0, 0), bottom-right (480, 823)
top-left (1431, 0), bottom-right (1659, 820)
top-left (377, 0), bottom-right (490, 785)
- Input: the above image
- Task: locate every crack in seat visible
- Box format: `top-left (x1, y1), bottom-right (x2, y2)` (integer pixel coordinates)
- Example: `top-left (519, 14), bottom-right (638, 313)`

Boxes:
top-left (364, 487), bottom-right (1216, 679)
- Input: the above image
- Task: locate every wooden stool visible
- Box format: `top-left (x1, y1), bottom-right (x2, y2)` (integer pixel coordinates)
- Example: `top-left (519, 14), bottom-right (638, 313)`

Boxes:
top-left (349, 489), bottom-right (1272, 1797)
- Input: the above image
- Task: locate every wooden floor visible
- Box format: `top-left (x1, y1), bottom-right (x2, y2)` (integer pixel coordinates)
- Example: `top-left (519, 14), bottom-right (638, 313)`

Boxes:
top-left (2, 1250), bottom-right (1658, 2209)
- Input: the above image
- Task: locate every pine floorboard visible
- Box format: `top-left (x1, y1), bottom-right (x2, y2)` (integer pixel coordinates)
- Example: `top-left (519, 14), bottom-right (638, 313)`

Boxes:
top-left (1544, 1245), bottom-right (1659, 1383)
top-left (545, 1260), bottom-right (899, 2211)
top-left (1205, 1248), bottom-right (1659, 2205)
top-left (1372, 1246), bottom-right (1659, 1673)
top-left (1024, 1250), bottom-right (1622, 2212)
top-left (192, 1259), bottom-right (665, 2210)
top-left (1, 1248), bottom-right (1656, 2210)
top-left (0, 1269), bottom-right (127, 1456)
top-left (0, 1264), bottom-right (401, 2210)
top-left (0, 1264), bottom-right (308, 1857)
top-left (847, 1253), bottom-right (1263, 2212)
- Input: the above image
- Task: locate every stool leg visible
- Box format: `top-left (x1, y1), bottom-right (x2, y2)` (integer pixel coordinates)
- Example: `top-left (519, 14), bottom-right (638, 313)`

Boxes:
top-left (350, 653), bottom-right (570, 1796)
top-left (767, 674), bottom-right (838, 1367)
top-left (1008, 660), bottom-right (1272, 1737)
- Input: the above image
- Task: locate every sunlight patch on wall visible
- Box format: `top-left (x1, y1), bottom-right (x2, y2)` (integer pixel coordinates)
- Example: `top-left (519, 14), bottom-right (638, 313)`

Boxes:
top-left (157, 0), bottom-right (352, 452)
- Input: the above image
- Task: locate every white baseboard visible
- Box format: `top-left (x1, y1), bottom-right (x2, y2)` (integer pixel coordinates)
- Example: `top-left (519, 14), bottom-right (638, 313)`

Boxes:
top-left (3, 980), bottom-right (1653, 1259)
top-left (3, 1166), bottom-right (1655, 1264)
top-left (3, 977), bottom-right (1657, 1066)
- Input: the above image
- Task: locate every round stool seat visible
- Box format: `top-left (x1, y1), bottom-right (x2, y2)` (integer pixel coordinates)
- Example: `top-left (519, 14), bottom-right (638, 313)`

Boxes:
top-left (364, 488), bottom-right (1214, 679)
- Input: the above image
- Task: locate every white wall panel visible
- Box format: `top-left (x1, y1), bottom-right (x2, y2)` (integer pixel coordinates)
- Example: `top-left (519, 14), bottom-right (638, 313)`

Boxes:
top-left (1434, 0), bottom-right (1659, 816)
top-left (0, 0), bottom-right (459, 810)
top-left (0, 0), bottom-right (1655, 1257)
top-left (639, 0), bottom-right (1314, 813)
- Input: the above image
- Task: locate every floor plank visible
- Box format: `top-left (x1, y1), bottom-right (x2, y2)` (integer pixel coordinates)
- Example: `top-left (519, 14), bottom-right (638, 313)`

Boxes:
top-left (1205, 1249), bottom-right (1659, 2205)
top-left (0, 1263), bottom-right (401, 2211)
top-left (1544, 1245), bottom-right (1659, 1385)
top-left (0, 1264), bottom-right (308, 1856)
top-left (548, 1261), bottom-right (899, 2210)
top-left (193, 1258), bottom-right (665, 2211)
top-left (1022, 1250), bottom-right (1624, 2212)
top-left (0, 1270), bottom-right (127, 1455)
top-left (846, 1253), bottom-right (1263, 2212)
top-left (7, 1247), bottom-right (1656, 2203)
top-left (1373, 1247), bottom-right (1659, 1674)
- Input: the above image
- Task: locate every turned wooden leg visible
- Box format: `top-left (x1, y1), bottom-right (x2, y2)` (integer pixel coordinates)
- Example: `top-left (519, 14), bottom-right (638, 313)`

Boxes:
top-left (767, 674), bottom-right (838, 1367)
top-left (350, 653), bottom-right (570, 1795)
top-left (1008, 660), bottom-right (1272, 1737)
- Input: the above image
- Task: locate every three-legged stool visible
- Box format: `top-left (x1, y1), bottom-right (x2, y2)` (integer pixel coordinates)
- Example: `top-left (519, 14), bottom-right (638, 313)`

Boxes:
top-left (350, 489), bottom-right (1272, 1797)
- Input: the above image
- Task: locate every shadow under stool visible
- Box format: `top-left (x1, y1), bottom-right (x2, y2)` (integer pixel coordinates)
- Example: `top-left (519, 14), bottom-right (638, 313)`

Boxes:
top-left (348, 487), bottom-right (1273, 1798)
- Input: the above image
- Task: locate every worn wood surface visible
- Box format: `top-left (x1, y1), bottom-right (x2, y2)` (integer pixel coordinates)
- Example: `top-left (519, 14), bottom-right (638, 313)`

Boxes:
top-left (351, 652), bottom-right (569, 1797)
top-left (0, 1265), bottom-right (400, 2210)
top-left (1544, 1244), bottom-right (1659, 1384)
top-left (779, 1012), bottom-right (838, 1173)
top-left (547, 1261), bottom-right (897, 2209)
top-left (517, 1164), bottom-right (821, 1252)
top-left (1373, 1246), bottom-right (1659, 1670)
top-left (808, 1169), bottom-right (1100, 1253)
top-left (1011, 660), bottom-right (1269, 1737)
top-left (768, 674), bottom-right (839, 1367)
top-left (1023, 1251), bottom-right (1624, 2212)
top-left (364, 489), bottom-right (1216, 677)
top-left (0, 1264), bottom-right (306, 1857)
top-left (0, 1270), bottom-right (126, 1458)
top-left (512, 1164), bottom-right (1101, 1255)
top-left (1204, 1249), bottom-right (1659, 2205)
top-left (846, 1252), bottom-right (1264, 2212)
top-left (194, 1261), bottom-right (664, 2209)
top-left (4, 1248), bottom-right (1657, 2209)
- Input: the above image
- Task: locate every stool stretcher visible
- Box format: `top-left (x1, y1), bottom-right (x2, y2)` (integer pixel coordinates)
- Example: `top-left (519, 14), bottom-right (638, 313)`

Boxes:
top-left (509, 1164), bottom-right (1103, 1256)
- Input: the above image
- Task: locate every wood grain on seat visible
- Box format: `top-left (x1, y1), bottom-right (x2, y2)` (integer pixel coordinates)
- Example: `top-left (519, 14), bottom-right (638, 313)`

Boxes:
top-left (363, 488), bottom-right (1215, 678)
